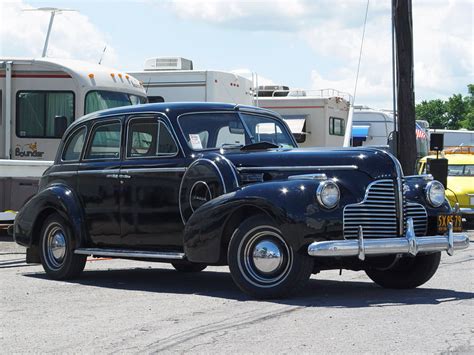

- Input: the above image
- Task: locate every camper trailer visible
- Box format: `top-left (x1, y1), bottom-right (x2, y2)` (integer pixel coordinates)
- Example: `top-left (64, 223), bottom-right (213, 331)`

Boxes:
top-left (0, 57), bottom-right (146, 213)
top-left (351, 107), bottom-right (429, 158)
top-left (128, 57), bottom-right (254, 105)
top-left (255, 87), bottom-right (351, 147)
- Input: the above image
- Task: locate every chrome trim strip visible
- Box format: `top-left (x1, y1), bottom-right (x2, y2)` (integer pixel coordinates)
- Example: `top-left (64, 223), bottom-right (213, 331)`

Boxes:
top-left (78, 169), bottom-right (120, 175)
top-left (49, 171), bottom-right (78, 176)
top-left (288, 173), bottom-right (327, 181)
top-left (121, 167), bottom-right (187, 174)
top-left (237, 165), bottom-right (358, 172)
top-left (405, 174), bottom-right (433, 181)
top-left (74, 248), bottom-right (185, 260)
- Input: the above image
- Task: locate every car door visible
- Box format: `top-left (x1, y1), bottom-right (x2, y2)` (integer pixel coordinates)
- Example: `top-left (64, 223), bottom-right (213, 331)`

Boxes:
top-left (77, 118), bottom-right (123, 247)
top-left (119, 114), bottom-right (186, 248)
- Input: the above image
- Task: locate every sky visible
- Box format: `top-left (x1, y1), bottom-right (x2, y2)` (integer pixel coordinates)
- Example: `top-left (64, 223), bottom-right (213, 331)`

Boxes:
top-left (0, 0), bottom-right (472, 108)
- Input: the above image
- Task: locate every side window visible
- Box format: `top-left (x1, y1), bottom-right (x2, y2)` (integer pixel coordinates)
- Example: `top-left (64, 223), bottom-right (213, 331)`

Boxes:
top-left (62, 127), bottom-right (86, 161)
top-left (16, 91), bottom-right (74, 138)
top-left (85, 122), bottom-right (121, 160)
top-left (329, 117), bottom-right (345, 136)
top-left (127, 118), bottom-right (178, 158)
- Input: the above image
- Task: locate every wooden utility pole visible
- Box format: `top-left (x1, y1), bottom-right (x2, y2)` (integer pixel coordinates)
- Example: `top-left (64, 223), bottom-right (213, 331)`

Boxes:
top-left (393, 0), bottom-right (417, 174)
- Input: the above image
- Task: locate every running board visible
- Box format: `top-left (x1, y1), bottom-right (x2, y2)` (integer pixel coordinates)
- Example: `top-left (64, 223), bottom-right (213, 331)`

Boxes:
top-left (74, 248), bottom-right (185, 260)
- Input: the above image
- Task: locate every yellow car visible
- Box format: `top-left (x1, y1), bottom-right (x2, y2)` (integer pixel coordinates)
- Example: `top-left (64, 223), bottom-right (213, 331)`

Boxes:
top-left (419, 151), bottom-right (474, 224)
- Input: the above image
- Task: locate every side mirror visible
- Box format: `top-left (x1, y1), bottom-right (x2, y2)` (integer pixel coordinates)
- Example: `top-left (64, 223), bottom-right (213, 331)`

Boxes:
top-left (54, 116), bottom-right (68, 138)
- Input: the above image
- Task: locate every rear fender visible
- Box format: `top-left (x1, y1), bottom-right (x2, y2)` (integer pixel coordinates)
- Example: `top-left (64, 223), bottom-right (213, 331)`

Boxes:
top-left (13, 183), bottom-right (87, 248)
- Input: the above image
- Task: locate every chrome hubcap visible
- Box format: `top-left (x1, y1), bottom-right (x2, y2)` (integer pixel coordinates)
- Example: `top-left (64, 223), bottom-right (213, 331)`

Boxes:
top-left (239, 228), bottom-right (293, 288)
top-left (252, 240), bottom-right (283, 273)
top-left (44, 224), bottom-right (67, 269)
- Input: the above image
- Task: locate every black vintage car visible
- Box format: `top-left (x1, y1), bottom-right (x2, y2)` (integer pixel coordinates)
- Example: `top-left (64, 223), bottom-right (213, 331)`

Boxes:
top-left (14, 102), bottom-right (469, 299)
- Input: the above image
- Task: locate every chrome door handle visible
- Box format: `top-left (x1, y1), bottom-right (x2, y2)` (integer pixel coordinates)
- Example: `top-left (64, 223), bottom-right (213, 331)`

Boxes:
top-left (119, 174), bottom-right (131, 179)
top-left (105, 174), bottom-right (119, 179)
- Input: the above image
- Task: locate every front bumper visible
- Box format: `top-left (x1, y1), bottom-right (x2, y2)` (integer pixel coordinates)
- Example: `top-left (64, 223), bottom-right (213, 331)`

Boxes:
top-left (308, 218), bottom-right (470, 260)
top-left (460, 207), bottom-right (474, 216)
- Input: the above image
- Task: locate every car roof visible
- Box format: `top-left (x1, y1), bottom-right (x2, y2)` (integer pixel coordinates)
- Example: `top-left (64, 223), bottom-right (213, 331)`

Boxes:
top-left (66, 102), bottom-right (280, 135)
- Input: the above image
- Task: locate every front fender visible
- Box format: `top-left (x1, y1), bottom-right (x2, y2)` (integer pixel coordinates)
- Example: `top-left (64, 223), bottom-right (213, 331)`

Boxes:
top-left (183, 179), bottom-right (345, 263)
top-left (14, 183), bottom-right (86, 248)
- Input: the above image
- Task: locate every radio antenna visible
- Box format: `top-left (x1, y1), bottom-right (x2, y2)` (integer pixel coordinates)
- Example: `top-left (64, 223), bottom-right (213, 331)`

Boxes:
top-left (23, 7), bottom-right (77, 57)
top-left (98, 45), bottom-right (107, 65)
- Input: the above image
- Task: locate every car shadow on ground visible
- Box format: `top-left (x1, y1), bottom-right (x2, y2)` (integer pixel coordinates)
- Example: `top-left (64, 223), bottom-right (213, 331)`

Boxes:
top-left (25, 266), bottom-right (474, 308)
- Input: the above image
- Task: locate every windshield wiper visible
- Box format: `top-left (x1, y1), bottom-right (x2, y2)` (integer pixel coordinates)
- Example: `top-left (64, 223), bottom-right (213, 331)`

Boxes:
top-left (240, 141), bottom-right (279, 151)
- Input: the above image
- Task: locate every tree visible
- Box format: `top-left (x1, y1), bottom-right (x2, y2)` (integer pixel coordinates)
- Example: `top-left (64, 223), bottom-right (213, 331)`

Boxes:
top-left (415, 84), bottom-right (474, 130)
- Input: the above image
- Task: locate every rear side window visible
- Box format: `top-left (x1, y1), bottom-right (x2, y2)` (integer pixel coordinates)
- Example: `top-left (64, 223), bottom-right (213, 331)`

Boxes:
top-left (127, 118), bottom-right (178, 158)
top-left (62, 127), bottom-right (86, 161)
top-left (85, 122), bottom-right (121, 160)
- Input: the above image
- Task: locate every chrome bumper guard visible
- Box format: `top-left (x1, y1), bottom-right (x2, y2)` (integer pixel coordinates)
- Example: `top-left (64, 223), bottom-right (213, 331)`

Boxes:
top-left (308, 218), bottom-right (470, 260)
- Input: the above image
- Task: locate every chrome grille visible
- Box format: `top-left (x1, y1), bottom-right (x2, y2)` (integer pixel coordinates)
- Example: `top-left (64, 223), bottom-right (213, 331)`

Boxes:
top-left (343, 179), bottom-right (428, 239)
top-left (344, 180), bottom-right (397, 238)
top-left (404, 202), bottom-right (428, 236)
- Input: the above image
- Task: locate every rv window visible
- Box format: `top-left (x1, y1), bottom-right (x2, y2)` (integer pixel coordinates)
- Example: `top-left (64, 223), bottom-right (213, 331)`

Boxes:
top-left (148, 96), bottom-right (165, 103)
top-left (85, 91), bottom-right (146, 114)
top-left (329, 117), bottom-right (345, 136)
top-left (84, 122), bottom-right (122, 160)
top-left (62, 127), bottom-right (86, 161)
top-left (16, 91), bottom-right (74, 138)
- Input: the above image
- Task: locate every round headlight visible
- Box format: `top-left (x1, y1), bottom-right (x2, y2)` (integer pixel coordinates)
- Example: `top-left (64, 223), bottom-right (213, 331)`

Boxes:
top-left (426, 180), bottom-right (445, 207)
top-left (317, 181), bottom-right (340, 209)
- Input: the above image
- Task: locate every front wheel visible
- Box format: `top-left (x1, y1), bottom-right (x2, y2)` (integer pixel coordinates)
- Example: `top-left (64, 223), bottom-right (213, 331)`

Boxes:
top-left (365, 252), bottom-right (441, 289)
top-left (39, 213), bottom-right (86, 280)
top-left (228, 215), bottom-right (313, 299)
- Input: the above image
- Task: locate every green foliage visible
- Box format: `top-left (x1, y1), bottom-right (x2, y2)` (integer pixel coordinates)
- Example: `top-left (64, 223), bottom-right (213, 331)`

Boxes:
top-left (415, 84), bottom-right (474, 130)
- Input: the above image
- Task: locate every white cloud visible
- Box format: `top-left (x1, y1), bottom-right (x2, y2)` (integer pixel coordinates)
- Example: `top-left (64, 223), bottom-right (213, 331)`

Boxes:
top-left (230, 68), bottom-right (275, 86)
top-left (167, 0), bottom-right (473, 108)
top-left (0, 0), bottom-right (117, 66)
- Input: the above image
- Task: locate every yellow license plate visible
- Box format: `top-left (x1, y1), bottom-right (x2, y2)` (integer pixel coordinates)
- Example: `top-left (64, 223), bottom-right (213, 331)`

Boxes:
top-left (437, 214), bottom-right (462, 233)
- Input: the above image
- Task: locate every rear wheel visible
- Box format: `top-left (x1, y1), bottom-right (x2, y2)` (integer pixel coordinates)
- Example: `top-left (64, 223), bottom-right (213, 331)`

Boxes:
top-left (39, 213), bottom-right (86, 280)
top-left (365, 252), bottom-right (441, 289)
top-left (171, 262), bottom-right (207, 273)
top-left (228, 215), bottom-right (313, 299)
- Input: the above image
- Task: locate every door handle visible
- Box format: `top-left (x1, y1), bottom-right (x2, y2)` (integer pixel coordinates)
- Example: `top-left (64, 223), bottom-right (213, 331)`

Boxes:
top-left (119, 174), bottom-right (131, 179)
top-left (106, 174), bottom-right (119, 179)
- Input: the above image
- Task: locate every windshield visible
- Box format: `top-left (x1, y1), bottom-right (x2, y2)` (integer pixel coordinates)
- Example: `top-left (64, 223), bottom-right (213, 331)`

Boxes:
top-left (178, 112), bottom-right (296, 150)
top-left (85, 90), bottom-right (146, 114)
top-left (448, 164), bottom-right (474, 176)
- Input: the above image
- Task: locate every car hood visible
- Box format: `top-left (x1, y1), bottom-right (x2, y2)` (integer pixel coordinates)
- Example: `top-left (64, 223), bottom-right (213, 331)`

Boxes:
top-left (219, 147), bottom-right (401, 181)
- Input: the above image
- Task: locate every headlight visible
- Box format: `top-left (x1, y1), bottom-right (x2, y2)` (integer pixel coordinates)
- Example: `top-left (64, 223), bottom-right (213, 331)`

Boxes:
top-left (317, 181), bottom-right (340, 209)
top-left (426, 180), bottom-right (445, 207)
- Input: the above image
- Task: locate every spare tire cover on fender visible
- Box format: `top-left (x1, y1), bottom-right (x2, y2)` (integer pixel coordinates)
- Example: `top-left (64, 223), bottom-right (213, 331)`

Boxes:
top-left (179, 154), bottom-right (239, 223)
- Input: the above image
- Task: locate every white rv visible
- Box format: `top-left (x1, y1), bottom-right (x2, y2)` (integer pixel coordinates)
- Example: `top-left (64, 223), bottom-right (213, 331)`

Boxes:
top-left (428, 129), bottom-right (474, 147)
top-left (128, 57), bottom-right (254, 105)
top-left (255, 87), bottom-right (351, 147)
top-left (0, 57), bottom-right (146, 213)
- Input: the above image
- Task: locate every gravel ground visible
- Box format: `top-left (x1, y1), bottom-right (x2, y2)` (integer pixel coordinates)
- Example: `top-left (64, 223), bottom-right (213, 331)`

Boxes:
top-left (1, 232), bottom-right (473, 354)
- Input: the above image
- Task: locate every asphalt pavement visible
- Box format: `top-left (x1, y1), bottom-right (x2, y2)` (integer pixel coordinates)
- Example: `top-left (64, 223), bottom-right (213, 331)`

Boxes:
top-left (1, 232), bottom-right (473, 353)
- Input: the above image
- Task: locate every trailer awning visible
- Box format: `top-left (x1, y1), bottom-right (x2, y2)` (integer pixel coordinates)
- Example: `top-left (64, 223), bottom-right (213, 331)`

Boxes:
top-left (352, 125), bottom-right (370, 138)
top-left (283, 115), bottom-right (307, 134)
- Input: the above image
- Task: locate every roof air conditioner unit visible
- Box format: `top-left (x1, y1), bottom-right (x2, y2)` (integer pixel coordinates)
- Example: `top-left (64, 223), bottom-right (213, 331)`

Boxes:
top-left (143, 57), bottom-right (193, 71)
